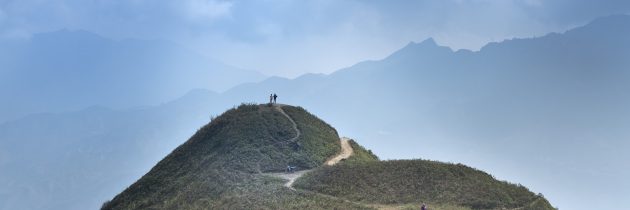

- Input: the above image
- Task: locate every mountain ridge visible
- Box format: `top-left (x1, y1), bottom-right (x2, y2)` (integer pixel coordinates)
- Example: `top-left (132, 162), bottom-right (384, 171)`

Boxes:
top-left (103, 104), bottom-right (554, 210)
top-left (0, 29), bottom-right (266, 123)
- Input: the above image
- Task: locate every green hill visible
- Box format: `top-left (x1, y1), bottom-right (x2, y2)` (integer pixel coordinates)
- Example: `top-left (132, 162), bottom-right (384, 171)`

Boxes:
top-left (102, 104), bottom-right (554, 210)
top-left (293, 159), bottom-right (554, 210)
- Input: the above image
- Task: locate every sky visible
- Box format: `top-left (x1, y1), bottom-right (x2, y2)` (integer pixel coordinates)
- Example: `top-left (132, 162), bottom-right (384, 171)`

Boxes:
top-left (1, 0), bottom-right (629, 77)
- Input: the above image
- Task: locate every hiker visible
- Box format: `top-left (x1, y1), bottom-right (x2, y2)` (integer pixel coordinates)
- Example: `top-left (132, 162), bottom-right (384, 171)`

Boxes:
top-left (273, 93), bottom-right (278, 104)
top-left (421, 203), bottom-right (427, 210)
top-left (286, 165), bottom-right (296, 173)
top-left (269, 94), bottom-right (273, 104)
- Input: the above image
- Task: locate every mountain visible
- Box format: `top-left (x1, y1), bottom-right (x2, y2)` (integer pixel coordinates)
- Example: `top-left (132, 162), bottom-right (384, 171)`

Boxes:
top-left (0, 89), bottom-right (230, 210)
top-left (103, 104), bottom-right (553, 210)
top-left (2, 15), bottom-right (630, 210)
top-left (0, 30), bottom-right (266, 122)
top-left (217, 15), bottom-right (630, 209)
top-left (102, 104), bottom-right (364, 209)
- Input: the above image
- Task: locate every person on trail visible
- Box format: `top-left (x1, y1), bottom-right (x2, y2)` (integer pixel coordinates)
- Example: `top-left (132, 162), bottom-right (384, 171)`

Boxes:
top-left (421, 203), bottom-right (427, 210)
top-left (269, 94), bottom-right (273, 104)
top-left (273, 93), bottom-right (278, 104)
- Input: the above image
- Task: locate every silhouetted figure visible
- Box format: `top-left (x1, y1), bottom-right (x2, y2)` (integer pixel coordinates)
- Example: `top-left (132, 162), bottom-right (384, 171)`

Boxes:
top-left (269, 94), bottom-right (273, 104)
top-left (273, 93), bottom-right (278, 104)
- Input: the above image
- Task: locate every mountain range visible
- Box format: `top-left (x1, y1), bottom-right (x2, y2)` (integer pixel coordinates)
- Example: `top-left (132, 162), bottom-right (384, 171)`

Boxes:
top-left (1, 15), bottom-right (630, 210)
top-left (0, 30), bottom-right (265, 122)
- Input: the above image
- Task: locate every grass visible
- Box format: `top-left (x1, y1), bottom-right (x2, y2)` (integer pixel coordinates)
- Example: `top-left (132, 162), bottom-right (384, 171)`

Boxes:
top-left (102, 104), bottom-right (347, 209)
top-left (342, 139), bottom-right (380, 165)
top-left (367, 203), bottom-right (472, 210)
top-left (102, 103), bottom-right (555, 210)
top-left (293, 159), bottom-right (555, 210)
top-left (214, 175), bottom-right (371, 209)
top-left (273, 105), bottom-right (341, 171)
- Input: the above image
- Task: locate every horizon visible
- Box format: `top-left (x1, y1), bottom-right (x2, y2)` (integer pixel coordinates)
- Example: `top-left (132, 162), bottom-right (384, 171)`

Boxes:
top-left (2, 0), bottom-right (629, 77)
top-left (9, 14), bottom-right (624, 80)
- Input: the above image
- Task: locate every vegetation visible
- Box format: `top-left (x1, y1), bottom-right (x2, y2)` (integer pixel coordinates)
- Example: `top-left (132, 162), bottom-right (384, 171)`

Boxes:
top-left (103, 103), bottom-right (554, 210)
top-left (293, 159), bottom-right (555, 210)
top-left (102, 104), bottom-right (350, 209)
top-left (279, 106), bottom-right (341, 171)
top-left (214, 175), bottom-right (370, 209)
top-left (342, 139), bottom-right (379, 165)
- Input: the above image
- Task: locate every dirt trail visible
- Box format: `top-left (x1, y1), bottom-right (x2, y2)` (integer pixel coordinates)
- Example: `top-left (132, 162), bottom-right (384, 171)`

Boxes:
top-left (264, 104), bottom-right (354, 190)
top-left (267, 137), bottom-right (354, 189)
top-left (266, 170), bottom-right (312, 189)
top-left (325, 137), bottom-right (353, 166)
top-left (274, 104), bottom-right (301, 143)
top-left (264, 104), bottom-right (309, 190)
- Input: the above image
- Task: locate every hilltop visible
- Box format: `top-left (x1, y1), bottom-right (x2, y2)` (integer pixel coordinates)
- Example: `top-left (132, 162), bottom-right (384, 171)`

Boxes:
top-left (103, 104), bottom-right (554, 210)
top-left (102, 104), bottom-right (377, 209)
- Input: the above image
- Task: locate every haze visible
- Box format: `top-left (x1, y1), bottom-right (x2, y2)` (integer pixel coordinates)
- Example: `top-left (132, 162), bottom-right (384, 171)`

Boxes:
top-left (1, 1), bottom-right (629, 210)
top-left (2, 0), bottom-right (628, 77)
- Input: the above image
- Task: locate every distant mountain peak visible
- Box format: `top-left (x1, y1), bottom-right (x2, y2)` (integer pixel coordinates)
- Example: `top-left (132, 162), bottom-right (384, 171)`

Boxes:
top-left (404, 38), bottom-right (438, 49)
top-left (418, 37), bottom-right (437, 46)
top-left (386, 37), bottom-right (452, 61)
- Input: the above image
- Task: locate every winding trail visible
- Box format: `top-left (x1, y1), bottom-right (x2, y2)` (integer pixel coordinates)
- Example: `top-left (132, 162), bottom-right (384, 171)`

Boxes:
top-left (274, 105), bottom-right (301, 144)
top-left (265, 104), bottom-right (354, 190)
top-left (325, 137), bottom-right (353, 166)
top-left (254, 104), bottom-right (301, 173)
top-left (263, 106), bottom-right (538, 210)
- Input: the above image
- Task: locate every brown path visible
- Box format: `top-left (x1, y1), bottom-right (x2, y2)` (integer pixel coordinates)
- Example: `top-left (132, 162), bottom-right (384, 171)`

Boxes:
top-left (274, 104), bottom-right (301, 143)
top-left (264, 104), bottom-right (355, 189)
top-left (326, 137), bottom-right (354, 166)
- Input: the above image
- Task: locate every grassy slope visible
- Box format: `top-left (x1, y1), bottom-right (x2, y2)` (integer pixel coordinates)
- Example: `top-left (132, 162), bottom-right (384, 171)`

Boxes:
top-left (293, 159), bottom-right (555, 210)
top-left (102, 104), bottom-right (358, 209)
top-left (103, 103), bottom-right (554, 210)
top-left (279, 106), bottom-right (340, 170)
top-left (343, 139), bottom-right (380, 164)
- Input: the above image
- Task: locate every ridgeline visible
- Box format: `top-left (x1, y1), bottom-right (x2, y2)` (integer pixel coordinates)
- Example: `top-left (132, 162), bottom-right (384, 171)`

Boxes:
top-left (102, 104), bottom-right (555, 210)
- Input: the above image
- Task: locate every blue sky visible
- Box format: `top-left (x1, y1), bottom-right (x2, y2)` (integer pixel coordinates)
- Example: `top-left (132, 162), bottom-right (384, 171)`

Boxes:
top-left (1, 0), bottom-right (629, 77)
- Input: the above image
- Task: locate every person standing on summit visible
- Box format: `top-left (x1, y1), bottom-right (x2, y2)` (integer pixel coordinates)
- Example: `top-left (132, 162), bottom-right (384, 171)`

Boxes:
top-left (273, 93), bottom-right (278, 104)
top-left (269, 94), bottom-right (273, 104)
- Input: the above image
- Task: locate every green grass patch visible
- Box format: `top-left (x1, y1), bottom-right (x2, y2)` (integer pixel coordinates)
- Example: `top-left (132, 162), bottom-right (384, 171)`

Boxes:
top-left (293, 159), bottom-right (554, 210)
